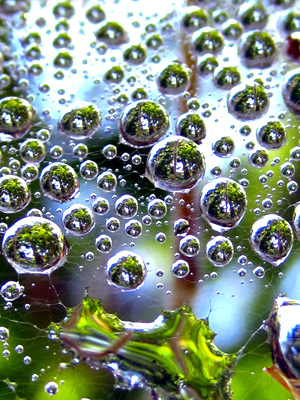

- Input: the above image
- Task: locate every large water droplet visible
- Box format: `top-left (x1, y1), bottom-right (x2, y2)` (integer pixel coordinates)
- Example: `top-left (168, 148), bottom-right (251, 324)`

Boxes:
top-left (115, 195), bottom-right (138, 219)
top-left (106, 251), bottom-right (147, 290)
top-left (2, 217), bottom-right (69, 274)
top-left (40, 162), bottom-right (80, 203)
top-left (0, 281), bottom-right (23, 301)
top-left (119, 100), bottom-right (169, 147)
top-left (228, 81), bottom-right (269, 121)
top-left (0, 175), bottom-right (31, 213)
top-left (62, 204), bottom-right (95, 236)
top-left (146, 136), bottom-right (205, 192)
top-left (171, 259), bottom-right (190, 278)
top-left (200, 177), bottom-right (247, 232)
top-left (206, 236), bottom-right (234, 267)
top-left (179, 235), bottom-right (200, 257)
top-left (282, 68), bottom-right (300, 115)
top-left (58, 101), bottom-right (101, 140)
top-left (250, 214), bottom-right (293, 266)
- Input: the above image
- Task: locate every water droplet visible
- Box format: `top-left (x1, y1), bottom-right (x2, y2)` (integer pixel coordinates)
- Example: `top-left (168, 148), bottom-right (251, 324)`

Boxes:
top-left (173, 218), bottom-right (190, 236)
top-left (95, 234), bottom-right (112, 253)
top-left (103, 144), bottom-right (117, 160)
top-left (253, 266), bottom-right (265, 278)
top-left (58, 101), bottom-right (101, 140)
top-left (200, 177), bottom-right (247, 232)
top-left (2, 217), bottom-right (69, 274)
top-left (240, 31), bottom-right (277, 69)
top-left (119, 100), bottom-right (169, 147)
top-left (19, 138), bottom-right (46, 163)
top-left (40, 162), bottom-right (79, 203)
top-left (0, 326), bottom-right (9, 343)
top-left (115, 195), bottom-right (138, 219)
top-left (228, 82), bottom-right (269, 121)
top-left (257, 121), bottom-right (286, 150)
top-left (92, 197), bottom-right (110, 215)
top-left (206, 236), bottom-right (234, 267)
top-left (213, 136), bottom-right (235, 157)
top-left (106, 251), bottom-right (147, 291)
top-left (45, 381), bottom-right (59, 396)
top-left (171, 259), bottom-right (190, 278)
top-left (179, 235), bottom-right (200, 257)
top-left (147, 199), bottom-right (167, 219)
top-left (146, 136), bottom-right (205, 192)
top-left (249, 149), bottom-right (269, 168)
top-left (125, 219), bottom-right (142, 238)
top-left (97, 171), bottom-right (117, 192)
top-left (0, 175), bottom-right (30, 213)
top-left (176, 112), bottom-right (206, 144)
top-left (0, 281), bottom-right (23, 301)
top-left (157, 63), bottom-right (190, 95)
top-left (0, 97), bottom-right (34, 141)
top-left (282, 68), bottom-right (300, 115)
top-left (250, 214), bottom-right (294, 266)
top-left (62, 204), bottom-right (95, 236)
top-left (80, 160), bottom-right (98, 180)
top-left (106, 217), bottom-right (120, 232)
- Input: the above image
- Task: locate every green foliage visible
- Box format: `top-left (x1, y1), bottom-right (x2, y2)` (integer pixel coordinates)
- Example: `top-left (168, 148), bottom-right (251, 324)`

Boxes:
top-left (58, 297), bottom-right (237, 399)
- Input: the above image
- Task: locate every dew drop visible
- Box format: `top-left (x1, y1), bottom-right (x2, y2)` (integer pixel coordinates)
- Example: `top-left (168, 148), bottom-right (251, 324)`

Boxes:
top-left (106, 251), bottom-right (147, 291)
top-left (200, 177), bottom-right (247, 232)
top-left (250, 214), bottom-right (294, 266)
top-left (171, 259), bottom-right (190, 278)
top-left (2, 217), bottom-right (69, 274)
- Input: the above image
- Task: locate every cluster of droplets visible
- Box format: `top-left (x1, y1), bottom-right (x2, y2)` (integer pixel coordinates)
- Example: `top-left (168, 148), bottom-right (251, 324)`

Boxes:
top-left (0, 0), bottom-right (300, 397)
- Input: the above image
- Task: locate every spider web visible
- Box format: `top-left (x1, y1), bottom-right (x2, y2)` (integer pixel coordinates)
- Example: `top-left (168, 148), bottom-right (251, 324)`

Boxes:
top-left (0, 0), bottom-right (299, 399)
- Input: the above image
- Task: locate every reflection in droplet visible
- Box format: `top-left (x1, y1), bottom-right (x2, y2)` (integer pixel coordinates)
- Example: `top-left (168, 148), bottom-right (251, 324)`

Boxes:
top-left (2, 217), bottom-right (69, 274)
top-left (250, 214), bottom-right (293, 266)
top-left (106, 251), bottom-right (147, 290)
